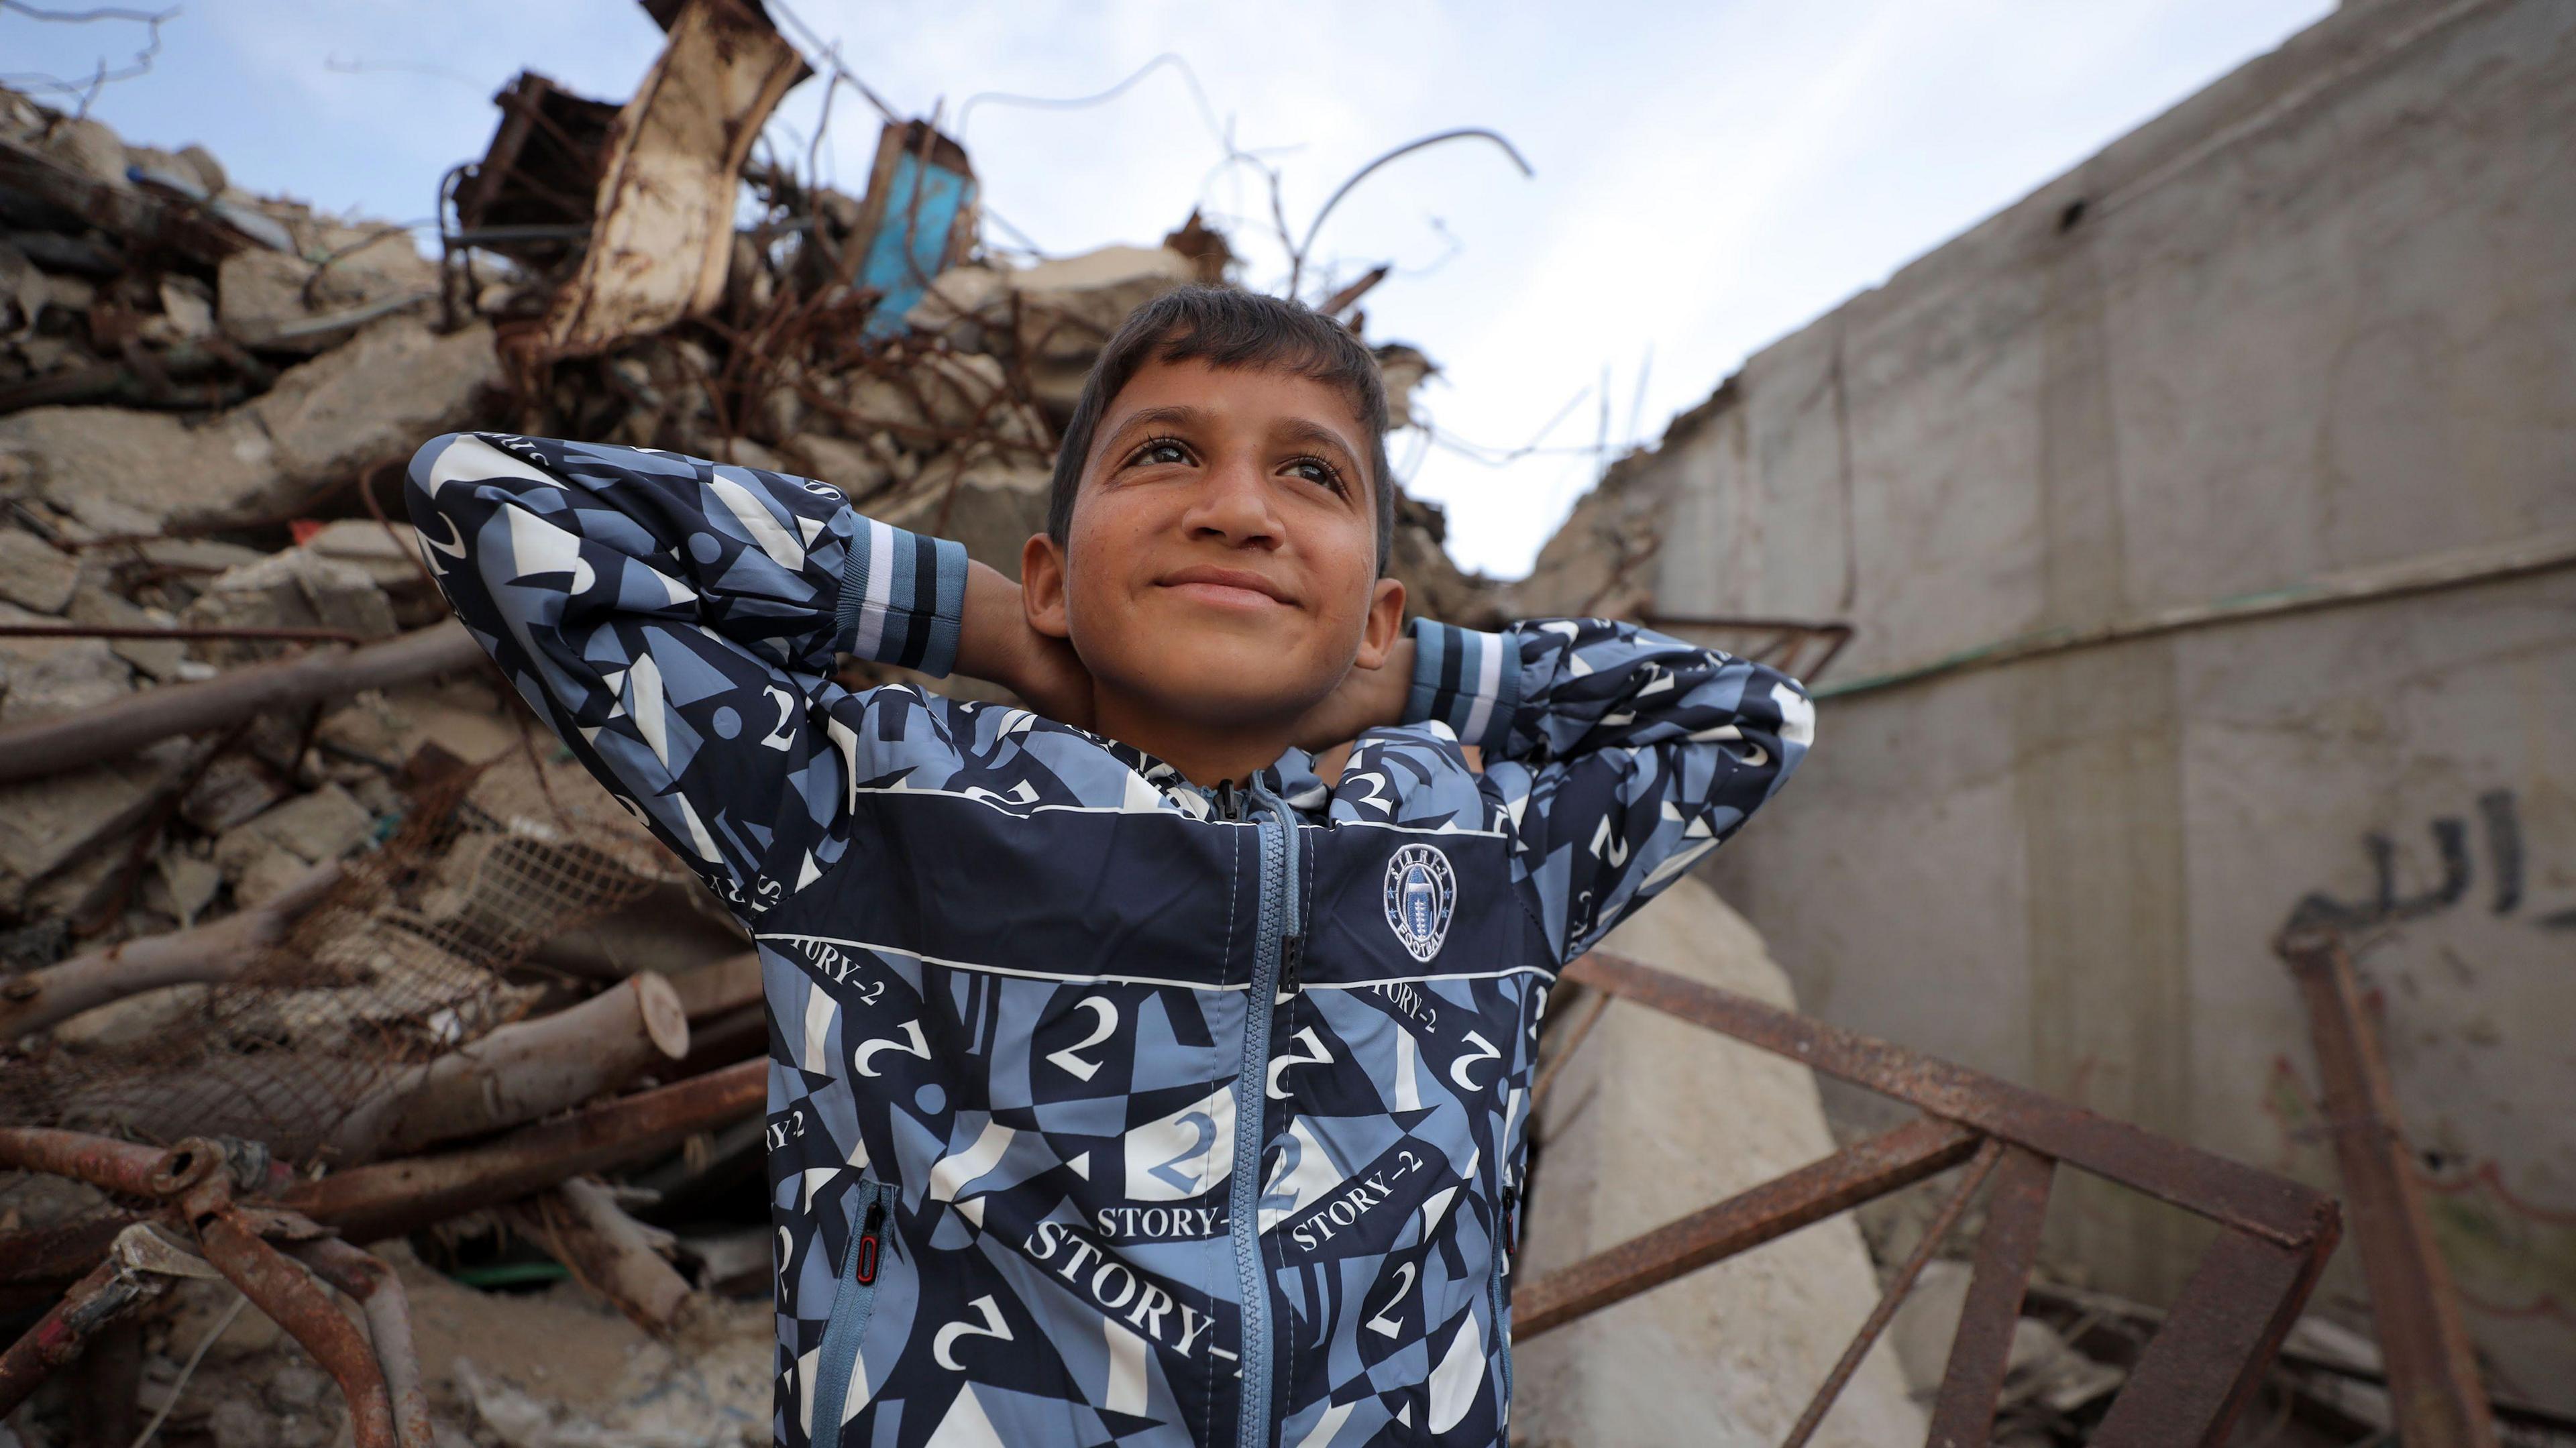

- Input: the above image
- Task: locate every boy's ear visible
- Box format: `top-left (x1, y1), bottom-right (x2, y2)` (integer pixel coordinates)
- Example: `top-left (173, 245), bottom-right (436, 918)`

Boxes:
top-left (1354, 575), bottom-right (1407, 669)
top-left (1020, 533), bottom-right (1073, 641)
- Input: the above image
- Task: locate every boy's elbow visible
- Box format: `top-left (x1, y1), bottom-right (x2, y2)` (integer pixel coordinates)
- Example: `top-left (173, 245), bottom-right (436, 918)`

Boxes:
top-left (403, 433), bottom-right (476, 522)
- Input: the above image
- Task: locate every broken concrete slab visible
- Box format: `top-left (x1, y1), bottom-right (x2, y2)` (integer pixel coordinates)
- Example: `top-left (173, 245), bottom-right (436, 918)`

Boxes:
top-left (0, 528), bottom-right (78, 612)
top-left (66, 580), bottom-right (189, 681)
top-left (0, 738), bottom-right (192, 913)
top-left (0, 601), bottom-right (133, 725)
top-left (182, 545), bottom-right (400, 659)
top-left (1513, 875), bottom-right (1925, 1447)
top-left (0, 406), bottom-right (281, 535)
top-left (215, 781), bottom-right (374, 876)
top-left (251, 315), bottom-right (501, 488)
top-left (180, 753), bottom-right (291, 835)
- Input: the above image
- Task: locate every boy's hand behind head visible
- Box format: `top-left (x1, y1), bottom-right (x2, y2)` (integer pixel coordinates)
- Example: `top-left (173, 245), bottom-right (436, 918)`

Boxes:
top-left (1019, 356), bottom-right (1405, 783)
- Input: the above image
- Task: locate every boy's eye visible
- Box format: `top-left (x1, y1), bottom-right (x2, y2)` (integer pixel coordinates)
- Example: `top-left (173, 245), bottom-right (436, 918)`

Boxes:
top-left (1128, 437), bottom-right (1193, 468)
top-left (1285, 456), bottom-right (1348, 495)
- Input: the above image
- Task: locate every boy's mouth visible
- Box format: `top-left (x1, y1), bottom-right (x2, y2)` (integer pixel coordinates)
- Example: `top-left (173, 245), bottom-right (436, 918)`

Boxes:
top-left (1155, 564), bottom-right (1297, 610)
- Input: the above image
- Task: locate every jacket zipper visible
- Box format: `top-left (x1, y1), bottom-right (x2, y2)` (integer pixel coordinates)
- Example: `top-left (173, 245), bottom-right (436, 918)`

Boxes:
top-left (1493, 1183), bottom-right (1519, 1421)
top-left (810, 1176), bottom-right (898, 1445)
top-left (1232, 779), bottom-right (1298, 1447)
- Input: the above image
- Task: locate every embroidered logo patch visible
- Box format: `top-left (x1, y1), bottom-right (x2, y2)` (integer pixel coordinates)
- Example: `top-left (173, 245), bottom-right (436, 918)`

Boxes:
top-left (1383, 844), bottom-right (1456, 962)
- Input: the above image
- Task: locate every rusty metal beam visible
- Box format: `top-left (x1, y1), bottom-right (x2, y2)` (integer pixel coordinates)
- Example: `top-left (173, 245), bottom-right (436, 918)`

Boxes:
top-left (2278, 928), bottom-right (2498, 1447)
top-left (2092, 1227), bottom-right (2335, 1448)
top-left (1928, 1145), bottom-right (2055, 1447)
top-left (1511, 1116), bottom-right (1980, 1339)
top-left (1563, 950), bottom-right (2327, 1247)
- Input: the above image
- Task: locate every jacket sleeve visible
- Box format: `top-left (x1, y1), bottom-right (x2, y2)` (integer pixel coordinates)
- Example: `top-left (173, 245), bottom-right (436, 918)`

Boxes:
top-left (405, 432), bottom-right (967, 916)
top-left (1402, 616), bottom-right (1814, 963)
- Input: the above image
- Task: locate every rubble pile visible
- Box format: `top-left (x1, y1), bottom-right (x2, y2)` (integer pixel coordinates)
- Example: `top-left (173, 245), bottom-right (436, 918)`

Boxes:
top-left (0, 0), bottom-right (1509, 1439)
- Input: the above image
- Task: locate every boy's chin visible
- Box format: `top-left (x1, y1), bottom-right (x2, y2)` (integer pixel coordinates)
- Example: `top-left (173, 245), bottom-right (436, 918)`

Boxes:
top-left (1112, 651), bottom-right (1338, 732)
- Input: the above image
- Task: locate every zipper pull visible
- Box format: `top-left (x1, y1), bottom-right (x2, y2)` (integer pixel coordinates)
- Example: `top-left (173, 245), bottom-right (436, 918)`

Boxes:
top-left (1502, 1184), bottom-right (1521, 1262)
top-left (855, 1196), bottom-right (885, 1285)
top-left (1279, 934), bottom-right (1305, 994)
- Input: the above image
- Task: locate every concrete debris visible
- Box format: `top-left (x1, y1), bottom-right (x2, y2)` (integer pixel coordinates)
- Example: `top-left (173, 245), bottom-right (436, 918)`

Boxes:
top-left (249, 315), bottom-right (501, 489)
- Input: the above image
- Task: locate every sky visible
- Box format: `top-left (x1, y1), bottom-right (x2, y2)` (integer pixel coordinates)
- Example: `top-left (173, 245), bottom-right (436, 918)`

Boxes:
top-left (7, 0), bottom-right (2332, 577)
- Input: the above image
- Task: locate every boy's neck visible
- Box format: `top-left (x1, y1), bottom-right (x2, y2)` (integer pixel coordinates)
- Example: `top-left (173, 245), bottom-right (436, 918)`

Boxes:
top-left (1089, 687), bottom-right (1295, 791)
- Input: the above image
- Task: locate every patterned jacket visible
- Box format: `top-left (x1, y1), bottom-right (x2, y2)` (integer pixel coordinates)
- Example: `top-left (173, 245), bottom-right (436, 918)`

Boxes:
top-left (407, 433), bottom-right (1813, 1448)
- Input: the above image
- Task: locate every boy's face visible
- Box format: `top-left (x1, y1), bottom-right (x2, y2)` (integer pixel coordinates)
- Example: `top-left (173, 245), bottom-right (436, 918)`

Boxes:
top-left (1022, 356), bottom-right (1405, 734)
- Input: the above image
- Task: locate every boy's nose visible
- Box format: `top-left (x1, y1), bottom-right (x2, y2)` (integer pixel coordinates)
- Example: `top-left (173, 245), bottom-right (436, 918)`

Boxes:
top-left (1181, 456), bottom-right (1283, 549)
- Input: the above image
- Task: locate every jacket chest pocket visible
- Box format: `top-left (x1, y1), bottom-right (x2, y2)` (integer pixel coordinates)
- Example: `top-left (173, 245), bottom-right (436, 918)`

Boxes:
top-left (808, 1174), bottom-right (899, 1446)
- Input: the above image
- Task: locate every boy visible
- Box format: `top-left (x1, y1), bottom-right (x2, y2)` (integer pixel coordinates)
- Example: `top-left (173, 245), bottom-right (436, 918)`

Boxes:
top-left (408, 287), bottom-right (1811, 1448)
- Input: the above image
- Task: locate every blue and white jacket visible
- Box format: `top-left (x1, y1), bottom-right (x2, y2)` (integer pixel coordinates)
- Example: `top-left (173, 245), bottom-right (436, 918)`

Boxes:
top-left (407, 433), bottom-right (1813, 1448)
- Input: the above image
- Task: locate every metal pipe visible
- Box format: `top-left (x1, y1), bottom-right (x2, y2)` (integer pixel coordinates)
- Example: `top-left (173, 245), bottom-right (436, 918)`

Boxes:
top-left (194, 1212), bottom-right (398, 1448)
top-left (289, 1239), bottom-right (434, 1448)
top-left (0, 1129), bottom-right (178, 1199)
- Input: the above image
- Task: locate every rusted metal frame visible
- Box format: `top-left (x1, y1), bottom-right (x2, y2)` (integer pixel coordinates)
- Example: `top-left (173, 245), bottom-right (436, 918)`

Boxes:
top-left (291, 1237), bottom-right (435, 1448)
top-left (2277, 927), bottom-right (2499, 1447)
top-left (2090, 1225), bottom-right (2338, 1448)
top-left (1561, 951), bottom-right (2328, 1246)
top-left (1927, 1145), bottom-right (2057, 1447)
top-left (1780, 1139), bottom-right (2005, 1448)
top-left (0, 1254), bottom-right (166, 1418)
top-left (191, 1207), bottom-right (397, 1448)
top-left (1511, 1115), bottom-right (1981, 1339)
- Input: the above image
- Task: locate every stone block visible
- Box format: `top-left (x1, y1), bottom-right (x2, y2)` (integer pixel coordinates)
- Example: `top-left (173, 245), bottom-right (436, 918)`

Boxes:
top-left (251, 315), bottom-right (499, 486)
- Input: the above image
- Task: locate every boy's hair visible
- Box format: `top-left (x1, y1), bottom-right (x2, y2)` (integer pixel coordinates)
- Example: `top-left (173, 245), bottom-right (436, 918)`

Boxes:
top-left (1046, 286), bottom-right (1395, 575)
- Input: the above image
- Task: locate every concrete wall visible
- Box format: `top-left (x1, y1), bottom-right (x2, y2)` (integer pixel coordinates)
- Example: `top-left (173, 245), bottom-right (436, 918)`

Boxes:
top-left (1517, 0), bottom-right (2576, 1406)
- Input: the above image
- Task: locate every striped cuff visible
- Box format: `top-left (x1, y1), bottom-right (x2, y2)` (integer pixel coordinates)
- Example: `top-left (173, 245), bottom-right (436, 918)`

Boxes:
top-left (1403, 618), bottom-right (1519, 755)
top-left (835, 516), bottom-right (969, 678)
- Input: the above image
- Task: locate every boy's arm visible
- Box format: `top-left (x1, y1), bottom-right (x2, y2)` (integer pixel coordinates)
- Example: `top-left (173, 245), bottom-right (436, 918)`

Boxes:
top-left (1402, 616), bottom-right (1814, 962)
top-left (407, 432), bottom-right (988, 913)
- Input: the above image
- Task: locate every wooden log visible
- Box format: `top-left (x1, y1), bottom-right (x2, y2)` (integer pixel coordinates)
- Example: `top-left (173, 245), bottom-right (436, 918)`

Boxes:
top-left (282, 1059), bottom-right (764, 1244)
top-left (0, 622), bottom-right (481, 787)
top-left (370, 972), bottom-right (690, 1157)
top-left (665, 950), bottom-right (761, 1020)
top-left (506, 1176), bottom-right (695, 1334)
top-left (0, 861), bottom-right (343, 1038)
